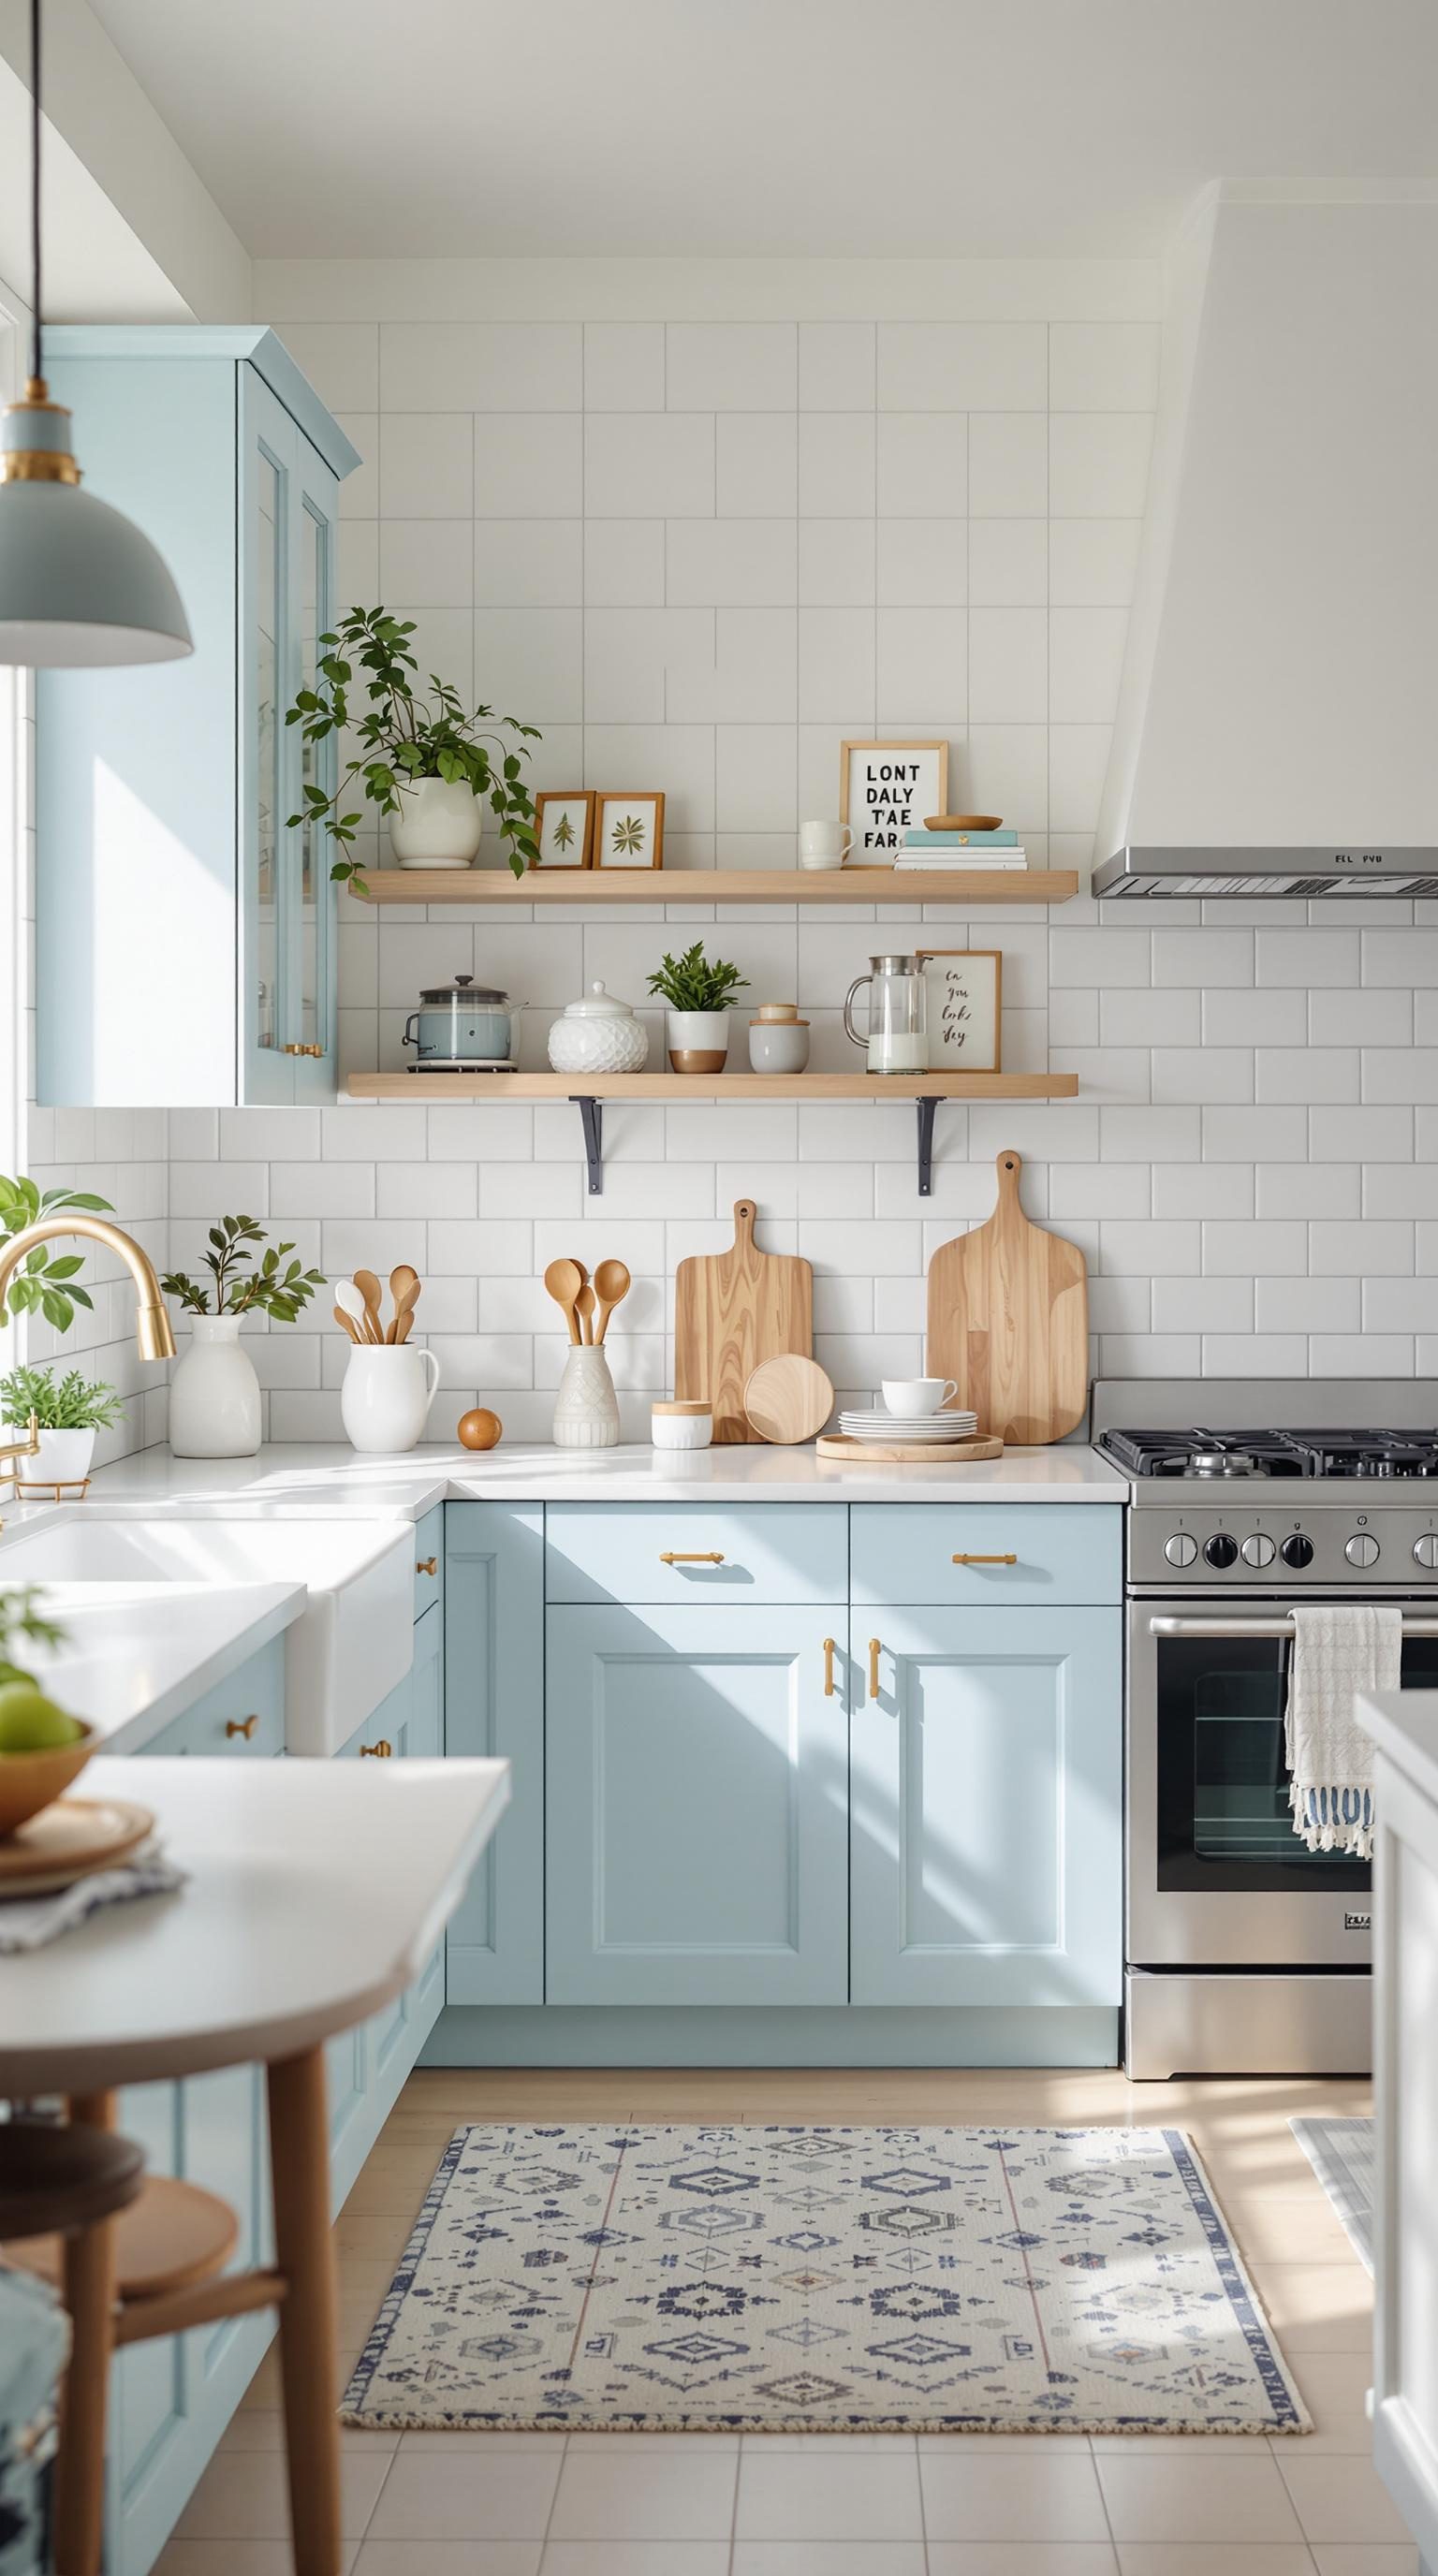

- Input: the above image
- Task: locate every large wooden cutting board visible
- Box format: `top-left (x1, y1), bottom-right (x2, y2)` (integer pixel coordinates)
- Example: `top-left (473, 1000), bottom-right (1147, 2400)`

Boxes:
top-left (926, 1149), bottom-right (1088, 1445)
top-left (675, 1200), bottom-right (813, 1443)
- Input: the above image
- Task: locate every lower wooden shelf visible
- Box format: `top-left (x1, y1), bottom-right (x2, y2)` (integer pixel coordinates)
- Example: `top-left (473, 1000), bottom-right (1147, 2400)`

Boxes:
top-left (344, 1070), bottom-right (1078, 1195)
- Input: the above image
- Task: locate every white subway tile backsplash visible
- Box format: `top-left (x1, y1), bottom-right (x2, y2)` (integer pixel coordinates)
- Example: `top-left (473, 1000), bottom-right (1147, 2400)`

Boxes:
top-left (1101, 1219), bottom-right (1200, 1275)
top-left (800, 323), bottom-right (875, 412)
top-left (1204, 1105), bottom-right (1307, 1161)
top-left (1048, 726), bottom-right (1111, 832)
top-left (1203, 1221), bottom-right (1308, 1276)
top-left (475, 520), bottom-right (582, 608)
top-left (1049, 324), bottom-right (1161, 412)
top-left (1049, 413), bottom-right (1153, 515)
top-left (1152, 930), bottom-right (1253, 987)
top-left (382, 322), bottom-right (580, 411)
top-left (1205, 987), bottom-right (1306, 1046)
top-left (585, 414), bottom-right (713, 517)
top-left (1365, 1164), bottom-right (1438, 1218)
top-left (968, 415), bottom-right (1048, 516)
top-left (584, 519), bottom-right (666, 607)
top-left (717, 415), bottom-right (799, 517)
top-left (668, 520), bottom-right (797, 607)
top-left (1152, 1048), bottom-right (1254, 1105)
top-left (1255, 1276), bottom-right (1359, 1333)
top-left (969, 607), bottom-right (1048, 723)
top-left (1255, 1048), bottom-right (1359, 1104)
top-left (1255, 929), bottom-right (1360, 988)
top-left (667, 323), bottom-right (797, 411)
top-left (1311, 1219), bottom-right (1413, 1276)
top-left (1048, 608), bottom-right (1128, 724)
top-left (967, 518), bottom-right (1048, 608)
top-left (1363, 929), bottom-right (1438, 985)
top-left (1363, 1049), bottom-right (1438, 1103)
top-left (1257, 1163), bottom-right (1361, 1219)
top-left (1099, 989), bottom-right (1196, 1047)
top-left (1202, 1335), bottom-right (1310, 1377)
top-left (876, 608), bottom-right (967, 727)
top-left (379, 415), bottom-right (473, 519)
top-left (1316, 1105), bottom-right (1414, 1162)
top-left (1049, 929), bottom-right (1150, 987)
top-left (584, 322), bottom-right (665, 412)
top-left (1361, 1280), bottom-right (1435, 1333)
top-left (1152, 1277), bottom-right (1254, 1334)
top-left (474, 415), bottom-right (583, 516)
top-left (1100, 1334), bottom-right (1200, 1376)
top-left (876, 416), bottom-right (968, 518)
top-left (798, 414), bottom-right (875, 518)
top-left (875, 520), bottom-right (968, 607)
top-left (799, 520), bottom-right (876, 607)
top-left (1310, 1335), bottom-right (1416, 1377)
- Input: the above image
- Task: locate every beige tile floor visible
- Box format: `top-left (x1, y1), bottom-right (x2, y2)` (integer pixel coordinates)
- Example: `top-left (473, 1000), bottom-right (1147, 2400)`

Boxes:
top-left (156, 2064), bottom-right (1414, 2576)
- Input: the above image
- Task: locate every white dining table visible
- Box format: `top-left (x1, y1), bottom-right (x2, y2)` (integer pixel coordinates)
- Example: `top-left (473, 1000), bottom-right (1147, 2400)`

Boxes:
top-left (0, 1754), bottom-right (510, 2576)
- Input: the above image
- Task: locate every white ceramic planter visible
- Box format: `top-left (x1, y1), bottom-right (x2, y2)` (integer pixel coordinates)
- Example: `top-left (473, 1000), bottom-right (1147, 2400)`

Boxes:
top-left (552, 1345), bottom-right (621, 1448)
top-left (29, 1426), bottom-right (97, 1484)
top-left (667, 1008), bottom-right (730, 1074)
top-left (341, 1343), bottom-right (442, 1453)
top-left (169, 1316), bottom-right (262, 1458)
top-left (388, 777), bottom-right (484, 870)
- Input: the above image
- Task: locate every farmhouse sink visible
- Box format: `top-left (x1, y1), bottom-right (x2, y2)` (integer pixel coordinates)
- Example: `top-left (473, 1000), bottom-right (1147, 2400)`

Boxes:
top-left (0, 1514), bottom-right (414, 1755)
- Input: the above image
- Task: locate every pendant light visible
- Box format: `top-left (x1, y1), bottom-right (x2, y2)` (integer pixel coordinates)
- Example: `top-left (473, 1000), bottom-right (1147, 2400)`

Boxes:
top-left (0, 0), bottom-right (191, 665)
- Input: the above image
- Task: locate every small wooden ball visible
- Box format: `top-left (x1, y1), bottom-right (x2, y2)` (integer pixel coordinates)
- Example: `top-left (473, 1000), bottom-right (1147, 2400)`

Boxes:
top-left (458, 1408), bottom-right (503, 1452)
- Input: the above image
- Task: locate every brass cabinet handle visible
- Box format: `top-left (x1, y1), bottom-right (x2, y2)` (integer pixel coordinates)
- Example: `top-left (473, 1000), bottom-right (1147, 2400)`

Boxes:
top-left (952, 1552), bottom-right (1019, 1566)
top-left (416, 1556), bottom-right (437, 1576)
top-left (822, 1636), bottom-right (835, 1696)
top-left (225, 1714), bottom-right (259, 1741)
top-left (868, 1637), bottom-right (881, 1701)
top-left (360, 1738), bottom-right (392, 1758)
top-left (283, 1042), bottom-right (324, 1057)
top-left (659, 1551), bottom-right (725, 1565)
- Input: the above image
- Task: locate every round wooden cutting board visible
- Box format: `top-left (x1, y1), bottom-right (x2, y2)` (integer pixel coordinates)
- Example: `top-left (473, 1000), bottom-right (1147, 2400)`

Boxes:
top-left (816, 1433), bottom-right (1005, 1464)
top-left (744, 1354), bottom-right (835, 1445)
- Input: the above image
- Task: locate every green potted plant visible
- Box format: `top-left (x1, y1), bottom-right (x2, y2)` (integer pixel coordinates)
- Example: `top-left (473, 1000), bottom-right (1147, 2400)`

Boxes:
top-left (0, 1365), bottom-right (124, 1486)
top-left (646, 942), bottom-right (750, 1072)
top-left (284, 606), bottom-right (542, 886)
top-left (160, 1217), bottom-right (324, 1460)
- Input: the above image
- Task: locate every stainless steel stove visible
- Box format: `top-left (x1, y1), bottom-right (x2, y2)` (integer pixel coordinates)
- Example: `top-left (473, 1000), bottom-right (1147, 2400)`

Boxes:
top-left (1092, 1380), bottom-right (1438, 2080)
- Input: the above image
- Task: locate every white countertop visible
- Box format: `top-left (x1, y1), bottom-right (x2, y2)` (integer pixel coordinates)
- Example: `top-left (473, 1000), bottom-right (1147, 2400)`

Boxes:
top-left (80, 1438), bottom-right (1127, 1513)
top-left (1361, 1688), bottom-right (1438, 1808)
top-left (14, 1581), bottom-right (306, 1754)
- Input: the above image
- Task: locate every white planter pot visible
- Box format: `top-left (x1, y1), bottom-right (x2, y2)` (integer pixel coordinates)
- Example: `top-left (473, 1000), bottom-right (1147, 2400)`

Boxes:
top-left (388, 778), bottom-right (484, 871)
top-left (552, 1345), bottom-right (621, 1449)
top-left (341, 1343), bottom-right (442, 1454)
top-left (169, 1316), bottom-right (262, 1458)
top-left (666, 1008), bottom-right (730, 1074)
top-left (29, 1426), bottom-right (96, 1484)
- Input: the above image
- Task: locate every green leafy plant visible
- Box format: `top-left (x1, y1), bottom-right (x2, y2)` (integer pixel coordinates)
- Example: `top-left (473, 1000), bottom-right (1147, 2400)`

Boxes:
top-left (284, 605), bottom-right (542, 891)
top-left (0, 1366), bottom-right (123, 1432)
top-left (161, 1216), bottom-right (324, 1324)
top-left (0, 1175), bottom-right (113, 1333)
top-left (646, 942), bottom-right (751, 1014)
top-left (0, 1585), bottom-right (66, 1690)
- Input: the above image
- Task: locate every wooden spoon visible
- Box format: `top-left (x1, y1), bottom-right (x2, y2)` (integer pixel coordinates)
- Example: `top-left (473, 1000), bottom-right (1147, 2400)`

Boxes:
top-left (353, 1268), bottom-right (385, 1345)
top-left (575, 1280), bottom-right (596, 1345)
top-left (332, 1302), bottom-right (361, 1346)
top-left (389, 1279), bottom-right (421, 1345)
top-left (544, 1257), bottom-right (584, 1346)
top-left (593, 1257), bottom-right (631, 1345)
top-left (388, 1265), bottom-right (421, 1343)
top-left (335, 1279), bottom-right (371, 1341)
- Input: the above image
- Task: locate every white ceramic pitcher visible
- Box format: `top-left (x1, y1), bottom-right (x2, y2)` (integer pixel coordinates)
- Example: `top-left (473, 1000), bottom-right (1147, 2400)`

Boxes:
top-left (341, 1343), bottom-right (441, 1454)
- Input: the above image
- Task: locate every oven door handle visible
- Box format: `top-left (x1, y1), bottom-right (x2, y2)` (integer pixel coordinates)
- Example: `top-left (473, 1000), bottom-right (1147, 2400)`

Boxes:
top-left (1149, 1614), bottom-right (1438, 1639)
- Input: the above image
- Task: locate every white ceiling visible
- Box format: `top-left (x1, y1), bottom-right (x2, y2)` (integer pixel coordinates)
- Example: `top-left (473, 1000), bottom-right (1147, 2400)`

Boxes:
top-left (89, 0), bottom-right (1438, 261)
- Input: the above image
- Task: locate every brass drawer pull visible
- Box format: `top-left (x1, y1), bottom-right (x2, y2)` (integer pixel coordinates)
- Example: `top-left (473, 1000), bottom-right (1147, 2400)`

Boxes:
top-left (951, 1552), bottom-right (1018, 1566)
top-left (416, 1556), bottom-right (438, 1576)
top-left (868, 1637), bottom-right (881, 1701)
top-left (659, 1551), bottom-right (725, 1565)
top-left (225, 1714), bottom-right (259, 1742)
top-left (283, 1041), bottom-right (324, 1057)
top-left (822, 1636), bottom-right (835, 1696)
top-left (360, 1738), bottom-right (392, 1759)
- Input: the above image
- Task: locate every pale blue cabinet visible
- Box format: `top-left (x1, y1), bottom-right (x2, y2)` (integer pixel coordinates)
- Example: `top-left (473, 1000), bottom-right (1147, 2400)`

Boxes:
top-left (546, 1605), bottom-right (848, 2005)
top-left (849, 1607), bottom-right (1123, 2008)
top-left (444, 1502), bottom-right (545, 2004)
top-left (36, 327), bottom-right (359, 1108)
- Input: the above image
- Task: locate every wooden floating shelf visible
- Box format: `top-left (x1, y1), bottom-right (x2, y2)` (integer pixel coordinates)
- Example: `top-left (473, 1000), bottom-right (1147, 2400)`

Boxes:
top-left (345, 1071), bottom-right (1079, 1197)
top-left (350, 867), bottom-right (1078, 908)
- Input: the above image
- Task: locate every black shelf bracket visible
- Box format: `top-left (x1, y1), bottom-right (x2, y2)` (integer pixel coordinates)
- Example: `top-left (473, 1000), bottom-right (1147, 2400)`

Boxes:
top-left (571, 1095), bottom-right (604, 1194)
top-left (916, 1096), bottom-right (939, 1196)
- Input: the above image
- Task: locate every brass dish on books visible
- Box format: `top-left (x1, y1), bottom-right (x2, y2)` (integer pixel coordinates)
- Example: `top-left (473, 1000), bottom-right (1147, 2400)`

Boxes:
top-left (924, 814), bottom-right (1002, 832)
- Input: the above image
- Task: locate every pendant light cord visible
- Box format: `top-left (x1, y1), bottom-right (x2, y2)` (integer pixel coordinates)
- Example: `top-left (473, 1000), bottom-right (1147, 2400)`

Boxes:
top-left (28, 0), bottom-right (41, 386)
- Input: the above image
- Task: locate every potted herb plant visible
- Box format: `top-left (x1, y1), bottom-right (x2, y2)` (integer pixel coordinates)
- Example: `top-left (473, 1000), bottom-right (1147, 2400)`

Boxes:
top-left (160, 1217), bottom-right (325, 1459)
top-left (0, 1365), bottom-right (124, 1486)
top-left (284, 606), bottom-right (542, 886)
top-left (646, 943), bottom-right (751, 1072)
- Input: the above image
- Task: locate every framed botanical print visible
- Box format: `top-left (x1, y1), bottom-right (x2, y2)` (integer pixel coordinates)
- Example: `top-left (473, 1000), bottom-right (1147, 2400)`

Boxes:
top-left (595, 792), bottom-right (666, 870)
top-left (532, 790), bottom-right (595, 870)
top-left (840, 739), bottom-right (948, 858)
top-left (917, 949), bottom-right (1002, 1072)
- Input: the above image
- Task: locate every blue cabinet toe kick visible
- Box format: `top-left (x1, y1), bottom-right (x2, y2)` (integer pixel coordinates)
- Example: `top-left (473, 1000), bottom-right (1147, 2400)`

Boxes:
top-left (422, 2006), bottom-right (1120, 2070)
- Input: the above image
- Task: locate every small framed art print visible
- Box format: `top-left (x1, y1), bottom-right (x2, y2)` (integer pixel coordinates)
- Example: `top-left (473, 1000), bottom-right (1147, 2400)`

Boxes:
top-left (595, 791), bottom-right (666, 870)
top-left (840, 739), bottom-right (948, 857)
top-left (533, 790), bottom-right (595, 869)
top-left (917, 949), bottom-right (1002, 1072)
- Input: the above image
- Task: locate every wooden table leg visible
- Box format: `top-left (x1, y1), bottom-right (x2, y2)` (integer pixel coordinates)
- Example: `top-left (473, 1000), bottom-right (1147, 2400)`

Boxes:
top-left (53, 2091), bottom-right (118, 2576)
top-left (266, 2045), bottom-right (340, 2576)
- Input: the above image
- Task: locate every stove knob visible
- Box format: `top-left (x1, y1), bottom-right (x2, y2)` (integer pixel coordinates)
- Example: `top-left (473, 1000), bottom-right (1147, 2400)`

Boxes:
top-left (1281, 1533), bottom-right (1314, 1570)
top-left (1415, 1534), bottom-right (1438, 1571)
top-left (1345, 1532), bottom-right (1380, 1568)
top-left (1203, 1533), bottom-right (1239, 1569)
top-left (1241, 1533), bottom-right (1276, 1568)
top-left (1164, 1532), bottom-right (1198, 1568)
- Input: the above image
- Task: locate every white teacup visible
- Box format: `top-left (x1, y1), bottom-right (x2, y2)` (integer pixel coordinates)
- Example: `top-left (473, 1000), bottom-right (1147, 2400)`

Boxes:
top-left (883, 1376), bottom-right (960, 1416)
top-left (800, 819), bottom-right (854, 871)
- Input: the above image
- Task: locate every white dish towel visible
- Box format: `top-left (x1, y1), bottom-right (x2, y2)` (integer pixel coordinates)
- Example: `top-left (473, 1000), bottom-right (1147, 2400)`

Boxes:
top-left (1286, 1604), bottom-right (1401, 1858)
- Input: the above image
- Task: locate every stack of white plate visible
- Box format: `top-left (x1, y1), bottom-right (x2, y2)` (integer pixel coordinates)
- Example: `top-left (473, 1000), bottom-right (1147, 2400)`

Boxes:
top-left (838, 1409), bottom-right (978, 1442)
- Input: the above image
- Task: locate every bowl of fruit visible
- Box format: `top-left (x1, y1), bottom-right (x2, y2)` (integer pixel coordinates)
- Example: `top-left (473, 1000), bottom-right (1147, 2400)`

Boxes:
top-left (0, 1681), bottom-right (94, 1836)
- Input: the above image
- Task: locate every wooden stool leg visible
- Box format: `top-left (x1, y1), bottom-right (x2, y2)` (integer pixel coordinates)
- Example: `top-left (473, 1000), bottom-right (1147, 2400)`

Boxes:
top-left (266, 2046), bottom-right (340, 2576)
top-left (53, 2091), bottom-right (118, 2576)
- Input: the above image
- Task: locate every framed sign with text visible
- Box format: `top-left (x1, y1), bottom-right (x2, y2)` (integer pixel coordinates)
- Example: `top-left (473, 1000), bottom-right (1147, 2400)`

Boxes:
top-left (917, 948), bottom-right (1002, 1072)
top-left (840, 739), bottom-right (948, 857)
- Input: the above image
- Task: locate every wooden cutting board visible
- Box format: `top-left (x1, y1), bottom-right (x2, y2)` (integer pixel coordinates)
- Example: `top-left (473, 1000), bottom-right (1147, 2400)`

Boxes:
top-left (816, 1433), bottom-right (1004, 1464)
top-left (926, 1149), bottom-right (1089, 1445)
top-left (675, 1200), bottom-right (813, 1443)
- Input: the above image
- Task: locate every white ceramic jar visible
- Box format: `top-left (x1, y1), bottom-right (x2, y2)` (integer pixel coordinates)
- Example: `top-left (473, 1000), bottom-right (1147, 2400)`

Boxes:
top-left (552, 1345), bottom-right (621, 1448)
top-left (341, 1343), bottom-right (442, 1453)
top-left (547, 980), bottom-right (650, 1075)
top-left (169, 1315), bottom-right (262, 1458)
top-left (652, 1398), bottom-right (712, 1450)
top-left (388, 777), bottom-right (483, 870)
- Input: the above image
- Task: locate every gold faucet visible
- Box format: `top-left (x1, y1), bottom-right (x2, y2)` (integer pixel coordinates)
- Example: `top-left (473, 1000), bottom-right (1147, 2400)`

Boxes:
top-left (0, 1216), bottom-right (176, 1364)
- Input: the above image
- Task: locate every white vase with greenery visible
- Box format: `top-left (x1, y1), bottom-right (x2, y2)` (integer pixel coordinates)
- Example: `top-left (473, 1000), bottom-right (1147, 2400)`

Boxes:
top-left (162, 1216), bottom-right (324, 1459)
top-left (646, 942), bottom-right (750, 1075)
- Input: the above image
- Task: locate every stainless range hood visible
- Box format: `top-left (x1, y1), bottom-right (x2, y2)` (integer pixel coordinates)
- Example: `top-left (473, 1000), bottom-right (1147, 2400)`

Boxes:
top-left (1093, 185), bottom-right (1438, 900)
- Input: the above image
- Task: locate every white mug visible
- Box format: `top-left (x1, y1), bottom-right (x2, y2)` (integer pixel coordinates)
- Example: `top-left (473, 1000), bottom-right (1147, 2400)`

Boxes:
top-left (341, 1343), bottom-right (441, 1453)
top-left (800, 819), bottom-right (854, 871)
top-left (883, 1375), bottom-right (960, 1417)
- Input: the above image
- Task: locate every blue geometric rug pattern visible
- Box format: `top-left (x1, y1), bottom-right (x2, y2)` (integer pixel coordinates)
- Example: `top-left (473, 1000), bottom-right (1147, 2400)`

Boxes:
top-left (341, 2123), bottom-right (1311, 2436)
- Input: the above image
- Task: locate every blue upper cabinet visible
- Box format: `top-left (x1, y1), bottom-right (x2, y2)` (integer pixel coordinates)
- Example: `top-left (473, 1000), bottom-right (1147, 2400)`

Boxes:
top-left (36, 328), bottom-right (360, 1106)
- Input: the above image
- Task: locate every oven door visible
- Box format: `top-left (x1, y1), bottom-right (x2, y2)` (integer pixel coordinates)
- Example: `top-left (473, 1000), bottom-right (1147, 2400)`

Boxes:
top-left (1127, 1600), bottom-right (1438, 1968)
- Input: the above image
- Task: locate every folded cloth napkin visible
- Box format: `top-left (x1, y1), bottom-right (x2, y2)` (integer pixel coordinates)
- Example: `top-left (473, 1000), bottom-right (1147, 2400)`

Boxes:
top-left (1286, 1603), bottom-right (1401, 1858)
top-left (0, 1840), bottom-right (187, 1954)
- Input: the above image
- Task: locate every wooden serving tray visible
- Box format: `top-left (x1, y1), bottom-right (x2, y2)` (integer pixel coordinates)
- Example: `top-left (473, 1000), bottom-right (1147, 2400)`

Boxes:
top-left (816, 1434), bottom-right (1005, 1464)
top-left (0, 1796), bottom-right (154, 1895)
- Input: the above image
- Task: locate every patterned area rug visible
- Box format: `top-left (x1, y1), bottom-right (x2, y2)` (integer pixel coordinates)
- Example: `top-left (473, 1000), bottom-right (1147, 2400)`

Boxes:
top-left (1292, 2115), bottom-right (1374, 2274)
top-left (342, 2125), bottom-right (1310, 2436)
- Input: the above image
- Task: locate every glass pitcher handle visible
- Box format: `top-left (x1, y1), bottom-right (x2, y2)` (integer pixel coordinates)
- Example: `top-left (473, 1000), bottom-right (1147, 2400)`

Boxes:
top-left (843, 973), bottom-right (871, 1049)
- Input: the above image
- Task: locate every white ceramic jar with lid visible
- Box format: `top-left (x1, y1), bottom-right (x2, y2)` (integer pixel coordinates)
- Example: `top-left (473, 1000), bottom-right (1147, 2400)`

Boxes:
top-left (652, 1398), bottom-right (712, 1450)
top-left (547, 980), bottom-right (650, 1075)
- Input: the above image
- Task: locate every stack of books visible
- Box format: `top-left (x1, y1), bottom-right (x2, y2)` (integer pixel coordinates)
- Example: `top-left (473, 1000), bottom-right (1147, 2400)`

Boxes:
top-left (894, 827), bottom-right (1028, 872)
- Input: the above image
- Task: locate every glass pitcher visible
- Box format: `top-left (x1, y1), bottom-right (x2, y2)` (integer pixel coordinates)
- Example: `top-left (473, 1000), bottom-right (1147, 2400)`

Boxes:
top-left (844, 954), bottom-right (930, 1074)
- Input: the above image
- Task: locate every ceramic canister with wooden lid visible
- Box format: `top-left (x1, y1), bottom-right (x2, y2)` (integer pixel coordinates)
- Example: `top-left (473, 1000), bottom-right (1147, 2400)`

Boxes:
top-left (652, 1398), bottom-right (712, 1451)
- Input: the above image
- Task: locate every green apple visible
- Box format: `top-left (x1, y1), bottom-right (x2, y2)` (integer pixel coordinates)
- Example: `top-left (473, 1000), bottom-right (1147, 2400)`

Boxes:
top-left (0, 1680), bottom-right (85, 1752)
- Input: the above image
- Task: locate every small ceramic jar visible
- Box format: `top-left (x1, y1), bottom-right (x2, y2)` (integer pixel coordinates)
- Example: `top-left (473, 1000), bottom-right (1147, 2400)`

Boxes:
top-left (652, 1398), bottom-right (713, 1451)
top-left (548, 980), bottom-right (650, 1075)
top-left (749, 1018), bottom-right (810, 1074)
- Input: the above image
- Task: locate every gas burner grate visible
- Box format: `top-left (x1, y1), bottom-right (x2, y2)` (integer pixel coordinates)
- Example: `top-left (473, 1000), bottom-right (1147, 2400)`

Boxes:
top-left (1096, 1426), bottom-right (1438, 1480)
